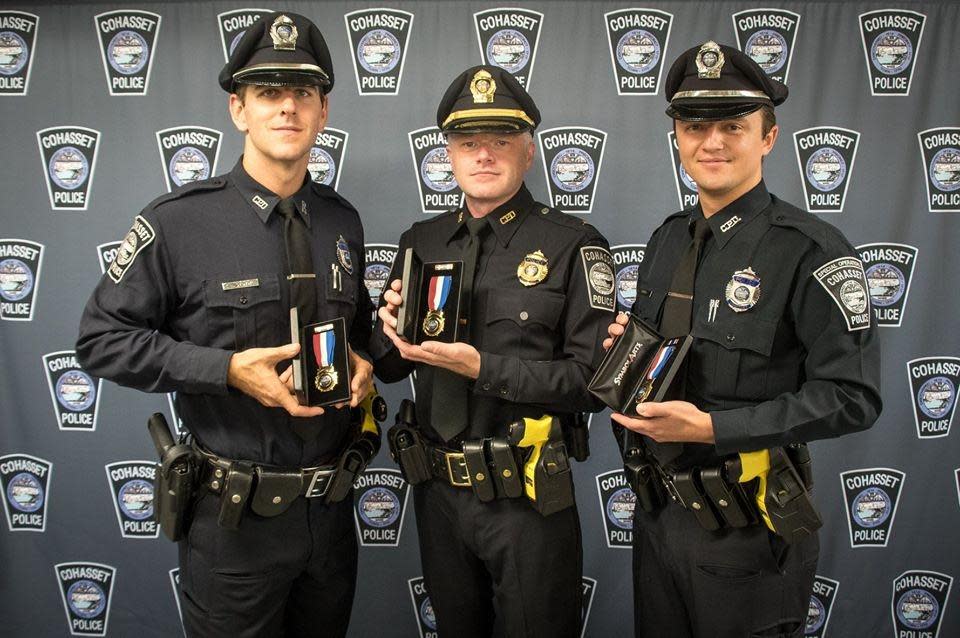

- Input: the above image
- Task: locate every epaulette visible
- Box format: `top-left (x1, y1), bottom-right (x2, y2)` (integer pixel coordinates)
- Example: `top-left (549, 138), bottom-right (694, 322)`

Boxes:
top-left (767, 195), bottom-right (848, 253)
top-left (412, 208), bottom-right (459, 228)
top-left (148, 177), bottom-right (227, 210)
top-left (534, 202), bottom-right (592, 231)
top-left (311, 181), bottom-right (359, 213)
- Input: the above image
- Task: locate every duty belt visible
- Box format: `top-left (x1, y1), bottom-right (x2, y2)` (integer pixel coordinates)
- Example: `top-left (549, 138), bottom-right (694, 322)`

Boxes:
top-left (430, 447), bottom-right (471, 487)
top-left (199, 450), bottom-right (339, 500)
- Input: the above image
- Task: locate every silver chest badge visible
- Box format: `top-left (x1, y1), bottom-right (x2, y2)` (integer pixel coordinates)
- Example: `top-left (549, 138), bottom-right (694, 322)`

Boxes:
top-left (336, 235), bottom-right (354, 275)
top-left (725, 267), bottom-right (760, 312)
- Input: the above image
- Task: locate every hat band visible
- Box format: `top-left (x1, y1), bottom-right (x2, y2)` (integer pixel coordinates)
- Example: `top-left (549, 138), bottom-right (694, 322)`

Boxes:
top-left (672, 89), bottom-right (769, 100)
top-left (233, 62), bottom-right (330, 83)
top-left (443, 108), bottom-right (535, 129)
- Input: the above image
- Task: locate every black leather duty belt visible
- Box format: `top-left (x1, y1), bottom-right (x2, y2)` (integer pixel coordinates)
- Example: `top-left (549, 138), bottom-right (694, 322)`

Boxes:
top-left (430, 447), bottom-right (472, 487)
top-left (199, 450), bottom-right (339, 501)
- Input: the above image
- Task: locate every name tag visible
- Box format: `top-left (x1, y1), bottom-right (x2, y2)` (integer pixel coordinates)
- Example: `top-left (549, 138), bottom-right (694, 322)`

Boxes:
top-left (221, 278), bottom-right (260, 291)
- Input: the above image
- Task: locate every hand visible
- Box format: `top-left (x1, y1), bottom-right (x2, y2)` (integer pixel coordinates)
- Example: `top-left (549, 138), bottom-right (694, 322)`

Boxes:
top-left (611, 401), bottom-right (715, 444)
top-left (346, 346), bottom-right (373, 407)
top-left (378, 278), bottom-right (403, 332)
top-left (227, 343), bottom-right (325, 418)
top-left (602, 312), bottom-right (631, 350)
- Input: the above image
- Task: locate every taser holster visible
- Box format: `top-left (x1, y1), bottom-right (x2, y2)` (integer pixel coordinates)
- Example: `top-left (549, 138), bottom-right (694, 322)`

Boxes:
top-left (507, 416), bottom-right (574, 516)
top-left (147, 412), bottom-right (198, 542)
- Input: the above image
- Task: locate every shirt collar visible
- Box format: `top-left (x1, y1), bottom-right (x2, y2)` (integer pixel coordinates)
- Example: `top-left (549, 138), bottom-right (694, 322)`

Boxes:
top-left (444, 184), bottom-right (535, 247)
top-left (701, 180), bottom-right (771, 249)
top-left (230, 158), bottom-right (313, 227)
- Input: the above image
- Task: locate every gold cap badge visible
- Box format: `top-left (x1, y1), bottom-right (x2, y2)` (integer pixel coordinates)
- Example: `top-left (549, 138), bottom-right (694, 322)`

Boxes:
top-left (470, 69), bottom-right (496, 104)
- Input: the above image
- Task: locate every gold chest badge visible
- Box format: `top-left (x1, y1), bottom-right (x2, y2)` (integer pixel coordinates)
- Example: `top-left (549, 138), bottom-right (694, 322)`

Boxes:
top-left (518, 250), bottom-right (549, 286)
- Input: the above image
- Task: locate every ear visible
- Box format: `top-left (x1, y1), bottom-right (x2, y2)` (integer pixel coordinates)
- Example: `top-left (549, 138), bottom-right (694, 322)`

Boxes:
top-left (524, 134), bottom-right (536, 169)
top-left (229, 93), bottom-right (247, 133)
top-left (761, 124), bottom-right (779, 157)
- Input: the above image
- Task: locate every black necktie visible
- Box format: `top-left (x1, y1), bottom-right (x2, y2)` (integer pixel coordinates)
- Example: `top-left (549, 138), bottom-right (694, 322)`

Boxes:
top-left (430, 216), bottom-right (488, 442)
top-left (660, 217), bottom-right (711, 338)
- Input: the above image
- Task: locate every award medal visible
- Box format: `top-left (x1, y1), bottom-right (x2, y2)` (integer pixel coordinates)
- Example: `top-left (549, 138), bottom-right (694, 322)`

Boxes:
top-left (725, 267), bottom-right (761, 312)
top-left (517, 250), bottom-right (549, 286)
top-left (313, 329), bottom-right (338, 391)
top-left (423, 275), bottom-right (452, 337)
top-left (636, 343), bottom-right (674, 408)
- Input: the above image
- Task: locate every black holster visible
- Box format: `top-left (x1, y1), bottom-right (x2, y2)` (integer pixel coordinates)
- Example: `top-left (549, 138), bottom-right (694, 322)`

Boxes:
top-left (763, 447), bottom-right (823, 544)
top-left (562, 412), bottom-right (591, 462)
top-left (387, 399), bottom-right (432, 485)
top-left (326, 428), bottom-right (381, 503)
top-left (621, 431), bottom-right (665, 514)
top-left (148, 413), bottom-right (199, 542)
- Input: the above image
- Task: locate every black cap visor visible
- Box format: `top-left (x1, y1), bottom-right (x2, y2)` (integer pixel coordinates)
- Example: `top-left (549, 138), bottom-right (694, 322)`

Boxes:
top-left (666, 95), bottom-right (770, 122)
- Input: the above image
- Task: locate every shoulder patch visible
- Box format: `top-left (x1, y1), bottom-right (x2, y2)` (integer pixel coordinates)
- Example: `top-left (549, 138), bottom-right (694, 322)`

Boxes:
top-left (812, 257), bottom-right (871, 331)
top-left (149, 177), bottom-right (227, 210)
top-left (580, 245), bottom-right (615, 312)
top-left (108, 215), bottom-right (155, 284)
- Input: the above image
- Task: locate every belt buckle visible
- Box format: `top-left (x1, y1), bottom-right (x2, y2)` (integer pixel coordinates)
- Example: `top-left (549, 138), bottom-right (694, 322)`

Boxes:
top-left (445, 453), bottom-right (470, 487)
top-left (305, 468), bottom-right (335, 498)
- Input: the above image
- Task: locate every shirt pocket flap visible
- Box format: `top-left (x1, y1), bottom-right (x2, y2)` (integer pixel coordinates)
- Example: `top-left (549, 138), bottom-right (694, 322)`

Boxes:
top-left (693, 316), bottom-right (778, 357)
top-left (486, 289), bottom-right (564, 330)
top-left (203, 274), bottom-right (280, 309)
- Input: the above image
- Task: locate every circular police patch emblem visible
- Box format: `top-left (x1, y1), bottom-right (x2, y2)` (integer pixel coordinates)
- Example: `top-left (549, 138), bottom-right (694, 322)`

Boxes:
top-left (7, 472), bottom-right (43, 512)
top-left (68, 580), bottom-right (106, 618)
top-left (550, 148), bottom-right (595, 192)
top-left (0, 31), bottom-right (28, 75)
top-left (724, 267), bottom-right (760, 312)
top-left (745, 30), bottom-right (787, 74)
top-left (118, 479), bottom-right (154, 520)
top-left (336, 235), bottom-right (354, 274)
top-left (56, 371), bottom-right (96, 412)
top-left (487, 29), bottom-right (530, 73)
top-left (851, 486), bottom-right (890, 528)
top-left (896, 588), bottom-right (938, 630)
top-left (929, 148), bottom-right (960, 192)
top-left (357, 29), bottom-right (400, 74)
top-left (917, 377), bottom-right (955, 419)
top-left (805, 148), bottom-right (846, 192)
top-left (616, 264), bottom-right (639, 308)
top-left (616, 29), bottom-right (660, 74)
top-left (839, 280), bottom-right (868, 314)
top-left (806, 595), bottom-right (826, 634)
top-left (420, 147), bottom-right (458, 192)
top-left (358, 487), bottom-right (400, 527)
top-left (49, 146), bottom-right (90, 190)
top-left (865, 263), bottom-right (905, 307)
top-left (308, 146), bottom-right (336, 185)
top-left (169, 147), bottom-right (210, 187)
top-left (605, 487), bottom-right (636, 530)
top-left (0, 258), bottom-right (33, 301)
top-left (679, 163), bottom-right (699, 192)
top-left (364, 263), bottom-right (391, 306)
top-left (108, 30), bottom-right (148, 75)
top-left (420, 597), bottom-right (437, 631)
top-left (871, 30), bottom-right (912, 75)
top-left (589, 261), bottom-right (615, 295)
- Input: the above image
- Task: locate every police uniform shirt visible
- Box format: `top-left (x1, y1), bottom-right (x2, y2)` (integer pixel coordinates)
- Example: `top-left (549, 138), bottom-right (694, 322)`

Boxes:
top-left (373, 184), bottom-right (613, 441)
top-left (77, 159), bottom-right (375, 465)
top-left (632, 181), bottom-right (882, 463)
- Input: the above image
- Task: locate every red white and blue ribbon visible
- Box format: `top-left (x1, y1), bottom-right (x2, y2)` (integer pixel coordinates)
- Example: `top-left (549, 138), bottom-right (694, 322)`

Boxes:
top-left (313, 329), bottom-right (336, 367)
top-left (646, 343), bottom-right (675, 382)
top-left (427, 275), bottom-right (452, 311)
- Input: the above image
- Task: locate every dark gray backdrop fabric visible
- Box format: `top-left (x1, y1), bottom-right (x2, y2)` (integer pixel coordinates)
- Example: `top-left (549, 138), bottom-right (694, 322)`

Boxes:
top-left (1, 1), bottom-right (957, 637)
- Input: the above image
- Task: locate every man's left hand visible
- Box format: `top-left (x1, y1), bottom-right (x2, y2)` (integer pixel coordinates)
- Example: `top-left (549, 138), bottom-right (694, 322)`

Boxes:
top-left (387, 335), bottom-right (482, 380)
top-left (347, 346), bottom-right (374, 407)
top-left (611, 401), bottom-right (715, 444)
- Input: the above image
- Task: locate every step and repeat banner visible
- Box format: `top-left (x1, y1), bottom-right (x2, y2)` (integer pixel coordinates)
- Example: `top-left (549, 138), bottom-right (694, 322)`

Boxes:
top-left (1, 2), bottom-right (957, 636)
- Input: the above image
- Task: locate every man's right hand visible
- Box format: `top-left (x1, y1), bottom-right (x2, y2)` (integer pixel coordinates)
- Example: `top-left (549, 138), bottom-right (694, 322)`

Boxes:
top-left (227, 343), bottom-right (325, 418)
top-left (602, 312), bottom-right (630, 350)
top-left (377, 278), bottom-right (403, 337)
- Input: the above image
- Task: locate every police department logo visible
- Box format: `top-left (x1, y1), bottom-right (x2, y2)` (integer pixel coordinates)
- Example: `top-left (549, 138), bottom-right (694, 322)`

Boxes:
top-left (918, 127), bottom-right (960, 212)
top-left (794, 127), bottom-right (859, 213)
top-left (156, 126), bottom-right (221, 192)
top-left (55, 562), bottom-right (116, 636)
top-left (409, 127), bottom-right (464, 214)
top-left (733, 9), bottom-right (800, 84)
top-left (37, 126), bottom-right (101, 211)
top-left (0, 453), bottom-right (51, 532)
top-left (408, 577), bottom-right (437, 638)
top-left (310, 127), bottom-right (349, 189)
top-left (539, 127), bottom-right (606, 214)
top-left (611, 244), bottom-right (646, 311)
top-left (0, 238), bottom-right (43, 321)
top-left (857, 243), bottom-right (917, 327)
top-left (169, 568), bottom-right (184, 632)
top-left (859, 10), bottom-right (925, 96)
top-left (345, 9), bottom-right (413, 95)
top-left (596, 470), bottom-right (634, 548)
top-left (217, 8), bottom-right (269, 61)
top-left (806, 575), bottom-right (839, 638)
top-left (908, 357), bottom-right (960, 439)
top-left (892, 571), bottom-right (953, 638)
top-left (474, 8), bottom-right (543, 88)
top-left (364, 243), bottom-right (398, 317)
top-left (668, 131), bottom-right (699, 209)
top-left (43, 350), bottom-right (102, 432)
top-left (0, 12), bottom-right (38, 95)
top-left (813, 256), bottom-right (871, 332)
top-left (580, 576), bottom-right (597, 638)
top-left (96, 241), bottom-right (122, 275)
top-left (94, 10), bottom-right (161, 96)
top-left (580, 246), bottom-right (615, 312)
top-left (108, 215), bottom-right (156, 284)
top-left (105, 461), bottom-right (158, 539)
top-left (353, 468), bottom-right (409, 547)
top-left (840, 468), bottom-right (904, 548)
top-left (604, 9), bottom-right (672, 95)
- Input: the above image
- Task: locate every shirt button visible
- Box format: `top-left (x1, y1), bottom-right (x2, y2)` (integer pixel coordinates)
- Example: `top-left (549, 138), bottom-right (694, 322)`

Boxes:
top-left (726, 333), bottom-right (736, 343)
top-left (239, 295), bottom-right (248, 305)
top-left (482, 383), bottom-right (491, 391)
top-left (519, 311), bottom-right (529, 321)
top-left (499, 387), bottom-right (508, 395)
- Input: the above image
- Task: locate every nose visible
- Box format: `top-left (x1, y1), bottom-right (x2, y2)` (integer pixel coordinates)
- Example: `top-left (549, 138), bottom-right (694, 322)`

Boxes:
top-left (280, 91), bottom-right (297, 115)
top-left (702, 124), bottom-right (724, 150)
top-left (475, 142), bottom-right (494, 163)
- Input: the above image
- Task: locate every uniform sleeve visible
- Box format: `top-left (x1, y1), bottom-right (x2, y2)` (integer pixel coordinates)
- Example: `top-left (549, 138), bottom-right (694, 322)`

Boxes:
top-left (76, 211), bottom-right (233, 395)
top-left (349, 221), bottom-right (375, 363)
top-left (710, 243), bottom-right (882, 454)
top-left (370, 230), bottom-right (415, 383)
top-left (472, 232), bottom-right (614, 413)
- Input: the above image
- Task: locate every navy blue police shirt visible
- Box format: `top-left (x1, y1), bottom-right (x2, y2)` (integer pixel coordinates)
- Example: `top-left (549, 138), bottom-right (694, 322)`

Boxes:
top-left (632, 181), bottom-right (882, 466)
top-left (77, 159), bottom-right (375, 466)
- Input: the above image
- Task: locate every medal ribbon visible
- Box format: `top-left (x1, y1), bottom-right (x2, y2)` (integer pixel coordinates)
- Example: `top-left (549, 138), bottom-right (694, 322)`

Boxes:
top-left (646, 343), bottom-right (675, 382)
top-left (427, 275), bottom-right (452, 311)
top-left (312, 330), bottom-right (336, 367)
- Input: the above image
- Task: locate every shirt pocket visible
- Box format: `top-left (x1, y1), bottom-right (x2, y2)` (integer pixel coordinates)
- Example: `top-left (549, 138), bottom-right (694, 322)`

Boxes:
top-left (202, 274), bottom-right (281, 350)
top-left (484, 288), bottom-right (564, 358)
top-left (321, 269), bottom-right (359, 328)
top-left (692, 315), bottom-right (779, 401)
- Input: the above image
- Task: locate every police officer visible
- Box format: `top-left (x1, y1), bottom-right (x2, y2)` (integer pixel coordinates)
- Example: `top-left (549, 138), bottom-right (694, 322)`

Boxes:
top-left (604, 42), bottom-right (882, 637)
top-left (77, 12), bottom-right (374, 638)
top-left (374, 66), bottom-right (613, 636)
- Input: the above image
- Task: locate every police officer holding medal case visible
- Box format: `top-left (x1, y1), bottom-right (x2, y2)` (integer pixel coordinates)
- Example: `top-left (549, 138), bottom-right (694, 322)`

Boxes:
top-left (77, 12), bottom-right (376, 638)
top-left (373, 66), bottom-right (614, 636)
top-left (603, 42), bottom-right (882, 637)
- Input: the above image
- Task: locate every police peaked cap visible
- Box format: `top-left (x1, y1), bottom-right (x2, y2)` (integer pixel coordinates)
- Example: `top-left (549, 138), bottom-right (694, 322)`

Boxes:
top-left (437, 65), bottom-right (541, 133)
top-left (664, 41), bottom-right (788, 121)
top-left (219, 12), bottom-right (334, 93)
